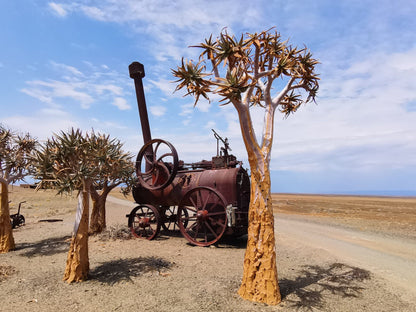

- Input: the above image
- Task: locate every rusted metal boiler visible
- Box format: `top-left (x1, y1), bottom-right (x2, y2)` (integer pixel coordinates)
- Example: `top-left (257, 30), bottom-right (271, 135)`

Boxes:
top-left (127, 62), bottom-right (250, 246)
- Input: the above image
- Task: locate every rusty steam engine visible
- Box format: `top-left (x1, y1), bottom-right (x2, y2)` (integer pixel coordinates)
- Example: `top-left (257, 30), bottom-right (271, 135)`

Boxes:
top-left (127, 62), bottom-right (250, 246)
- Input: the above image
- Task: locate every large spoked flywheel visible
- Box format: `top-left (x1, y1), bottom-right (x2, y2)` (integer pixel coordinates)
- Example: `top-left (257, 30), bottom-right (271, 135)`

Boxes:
top-left (136, 139), bottom-right (179, 190)
top-left (177, 186), bottom-right (228, 246)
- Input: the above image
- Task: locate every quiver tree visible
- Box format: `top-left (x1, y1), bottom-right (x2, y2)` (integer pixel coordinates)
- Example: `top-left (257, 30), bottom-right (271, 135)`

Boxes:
top-left (88, 132), bottom-right (134, 234)
top-left (34, 129), bottom-right (92, 282)
top-left (34, 128), bottom-right (135, 282)
top-left (172, 29), bottom-right (319, 305)
top-left (0, 125), bottom-right (37, 253)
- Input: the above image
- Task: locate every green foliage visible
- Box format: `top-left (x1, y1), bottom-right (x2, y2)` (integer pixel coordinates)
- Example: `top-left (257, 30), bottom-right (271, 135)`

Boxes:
top-left (34, 128), bottom-right (135, 195)
top-left (172, 28), bottom-right (319, 116)
top-left (88, 130), bottom-right (135, 193)
top-left (0, 124), bottom-right (38, 183)
top-left (172, 58), bottom-right (211, 105)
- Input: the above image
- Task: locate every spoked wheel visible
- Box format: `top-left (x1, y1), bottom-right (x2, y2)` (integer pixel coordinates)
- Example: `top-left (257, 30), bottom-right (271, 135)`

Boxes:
top-left (161, 206), bottom-right (189, 232)
top-left (178, 186), bottom-right (227, 246)
top-left (136, 139), bottom-right (179, 190)
top-left (10, 215), bottom-right (25, 229)
top-left (128, 205), bottom-right (161, 240)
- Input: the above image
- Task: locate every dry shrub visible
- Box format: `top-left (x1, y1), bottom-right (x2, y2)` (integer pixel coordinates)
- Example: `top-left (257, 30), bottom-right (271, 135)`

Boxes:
top-left (97, 224), bottom-right (132, 241)
top-left (0, 265), bottom-right (17, 282)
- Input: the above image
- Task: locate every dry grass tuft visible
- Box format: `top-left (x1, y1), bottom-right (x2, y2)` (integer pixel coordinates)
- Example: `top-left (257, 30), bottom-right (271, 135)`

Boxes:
top-left (0, 265), bottom-right (17, 282)
top-left (96, 224), bottom-right (133, 241)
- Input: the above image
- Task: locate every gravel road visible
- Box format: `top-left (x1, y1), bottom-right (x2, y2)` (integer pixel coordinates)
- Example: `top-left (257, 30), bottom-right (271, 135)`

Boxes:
top-left (275, 214), bottom-right (416, 301)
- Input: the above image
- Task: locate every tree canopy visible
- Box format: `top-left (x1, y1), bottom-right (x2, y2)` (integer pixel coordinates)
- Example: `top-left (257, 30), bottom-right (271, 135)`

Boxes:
top-left (0, 124), bottom-right (37, 253)
top-left (173, 29), bottom-right (319, 116)
top-left (0, 125), bottom-right (37, 185)
top-left (34, 128), bottom-right (134, 194)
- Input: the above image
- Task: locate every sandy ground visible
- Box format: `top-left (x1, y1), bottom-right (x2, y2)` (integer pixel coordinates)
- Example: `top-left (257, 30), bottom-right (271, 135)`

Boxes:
top-left (1, 187), bottom-right (415, 311)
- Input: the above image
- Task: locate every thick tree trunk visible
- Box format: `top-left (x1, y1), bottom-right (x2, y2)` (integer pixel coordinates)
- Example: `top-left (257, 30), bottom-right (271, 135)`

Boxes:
top-left (0, 182), bottom-right (15, 253)
top-left (234, 104), bottom-right (281, 305)
top-left (238, 168), bottom-right (281, 305)
top-left (63, 180), bottom-right (90, 283)
top-left (89, 186), bottom-right (112, 234)
top-left (89, 194), bottom-right (107, 234)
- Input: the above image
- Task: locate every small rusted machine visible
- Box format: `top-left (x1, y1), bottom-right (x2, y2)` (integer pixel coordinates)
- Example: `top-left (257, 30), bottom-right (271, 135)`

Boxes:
top-left (10, 201), bottom-right (26, 229)
top-left (127, 62), bottom-right (250, 246)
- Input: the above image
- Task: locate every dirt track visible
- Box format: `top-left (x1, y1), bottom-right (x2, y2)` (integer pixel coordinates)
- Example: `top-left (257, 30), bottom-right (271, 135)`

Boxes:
top-left (1, 187), bottom-right (416, 311)
top-left (276, 214), bottom-right (416, 299)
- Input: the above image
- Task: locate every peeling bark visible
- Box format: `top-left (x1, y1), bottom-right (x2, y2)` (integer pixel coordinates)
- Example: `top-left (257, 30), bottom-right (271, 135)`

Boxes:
top-left (0, 182), bottom-right (15, 253)
top-left (63, 180), bottom-right (90, 283)
top-left (89, 193), bottom-right (107, 234)
top-left (238, 168), bottom-right (281, 305)
top-left (89, 185), bottom-right (112, 234)
top-left (235, 103), bottom-right (281, 305)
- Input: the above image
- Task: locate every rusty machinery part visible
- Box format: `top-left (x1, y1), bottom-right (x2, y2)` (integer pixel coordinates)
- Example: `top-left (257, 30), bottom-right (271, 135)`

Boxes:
top-left (128, 204), bottom-right (161, 240)
top-left (10, 214), bottom-right (25, 229)
top-left (136, 139), bottom-right (179, 190)
top-left (10, 201), bottom-right (26, 229)
top-left (212, 128), bottom-right (231, 157)
top-left (177, 186), bottom-right (228, 246)
top-left (161, 206), bottom-right (189, 232)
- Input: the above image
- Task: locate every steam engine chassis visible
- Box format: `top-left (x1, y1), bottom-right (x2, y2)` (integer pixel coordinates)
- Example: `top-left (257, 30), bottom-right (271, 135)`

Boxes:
top-left (127, 62), bottom-right (250, 246)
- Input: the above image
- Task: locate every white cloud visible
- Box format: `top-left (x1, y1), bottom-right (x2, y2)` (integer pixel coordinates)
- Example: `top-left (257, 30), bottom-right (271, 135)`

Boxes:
top-left (67, 0), bottom-right (259, 28)
top-left (2, 109), bottom-right (78, 141)
top-left (40, 107), bottom-right (70, 117)
top-left (80, 5), bottom-right (106, 21)
top-left (169, 133), bottom-right (217, 162)
top-left (21, 61), bottom-right (129, 111)
top-left (179, 103), bottom-right (194, 116)
top-left (51, 0), bottom-right (262, 63)
top-left (149, 105), bottom-right (167, 117)
top-left (48, 2), bottom-right (68, 17)
top-left (21, 86), bottom-right (53, 104)
top-left (195, 100), bottom-right (211, 113)
top-left (112, 97), bottom-right (131, 110)
top-left (2, 110), bottom-right (130, 147)
top-left (204, 120), bottom-right (216, 129)
top-left (50, 61), bottom-right (83, 76)
top-left (148, 78), bottom-right (176, 96)
top-left (90, 117), bottom-right (128, 130)
top-left (22, 80), bottom-right (94, 109)
top-left (270, 48), bottom-right (416, 172)
top-left (95, 84), bottom-right (123, 96)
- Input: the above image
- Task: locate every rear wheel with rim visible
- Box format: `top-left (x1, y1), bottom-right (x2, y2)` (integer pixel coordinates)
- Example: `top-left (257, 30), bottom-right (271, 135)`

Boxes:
top-left (177, 186), bottom-right (227, 246)
top-left (128, 204), bottom-right (161, 240)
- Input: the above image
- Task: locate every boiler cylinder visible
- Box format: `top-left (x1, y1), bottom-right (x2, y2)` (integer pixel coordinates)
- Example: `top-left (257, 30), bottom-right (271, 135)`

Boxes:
top-left (133, 166), bottom-right (250, 210)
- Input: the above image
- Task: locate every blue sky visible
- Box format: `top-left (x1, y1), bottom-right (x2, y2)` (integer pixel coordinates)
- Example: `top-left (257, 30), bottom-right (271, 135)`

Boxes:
top-left (1, 0), bottom-right (415, 195)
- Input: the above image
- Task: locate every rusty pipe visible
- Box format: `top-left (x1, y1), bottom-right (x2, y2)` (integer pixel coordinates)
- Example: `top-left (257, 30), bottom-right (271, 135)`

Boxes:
top-left (129, 62), bottom-right (152, 145)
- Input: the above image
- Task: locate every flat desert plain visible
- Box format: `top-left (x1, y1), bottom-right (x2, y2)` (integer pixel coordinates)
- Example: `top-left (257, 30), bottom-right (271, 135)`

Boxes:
top-left (1, 186), bottom-right (415, 311)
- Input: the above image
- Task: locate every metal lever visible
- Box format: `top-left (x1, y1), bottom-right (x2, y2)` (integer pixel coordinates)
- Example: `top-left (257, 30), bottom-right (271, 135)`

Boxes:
top-left (212, 129), bottom-right (231, 156)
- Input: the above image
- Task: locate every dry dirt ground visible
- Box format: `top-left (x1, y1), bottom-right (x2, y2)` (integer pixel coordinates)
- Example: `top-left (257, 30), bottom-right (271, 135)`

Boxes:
top-left (1, 186), bottom-right (416, 312)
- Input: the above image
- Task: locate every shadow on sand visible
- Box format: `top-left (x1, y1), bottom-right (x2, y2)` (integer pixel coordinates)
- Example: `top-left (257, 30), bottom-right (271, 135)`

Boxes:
top-left (16, 235), bottom-right (71, 257)
top-left (279, 263), bottom-right (372, 310)
top-left (89, 256), bottom-right (173, 285)
top-left (157, 229), bottom-right (248, 249)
